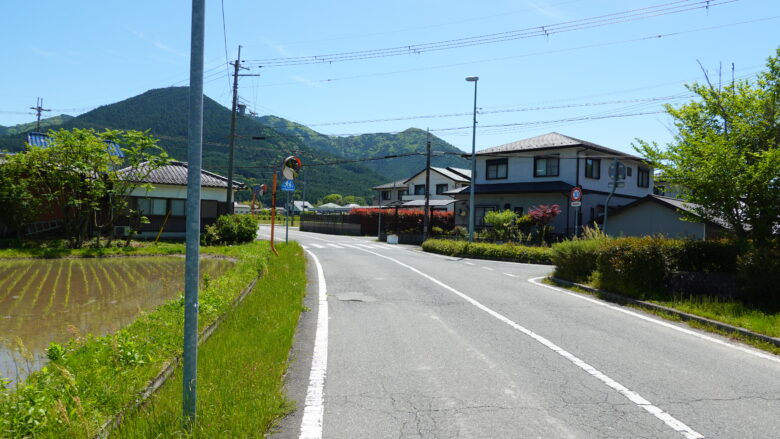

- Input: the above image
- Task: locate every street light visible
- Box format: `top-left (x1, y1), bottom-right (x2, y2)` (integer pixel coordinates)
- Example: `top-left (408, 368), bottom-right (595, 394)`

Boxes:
top-left (465, 76), bottom-right (479, 242)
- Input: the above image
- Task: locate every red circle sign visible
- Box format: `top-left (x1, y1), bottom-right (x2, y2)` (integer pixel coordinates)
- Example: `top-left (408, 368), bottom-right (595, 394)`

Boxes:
top-left (570, 187), bottom-right (583, 202)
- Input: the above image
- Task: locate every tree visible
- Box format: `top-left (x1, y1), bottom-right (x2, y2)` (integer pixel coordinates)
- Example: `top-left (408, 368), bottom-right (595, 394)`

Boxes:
top-left (634, 49), bottom-right (780, 247)
top-left (342, 195), bottom-right (366, 206)
top-left (483, 209), bottom-right (518, 242)
top-left (320, 193), bottom-right (343, 205)
top-left (2, 128), bottom-right (169, 247)
top-left (528, 204), bottom-right (561, 243)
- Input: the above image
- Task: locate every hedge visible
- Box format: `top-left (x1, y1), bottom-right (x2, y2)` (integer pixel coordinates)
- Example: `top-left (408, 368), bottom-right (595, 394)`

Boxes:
top-left (551, 239), bottom-right (603, 283)
top-left (595, 237), bottom-right (670, 299)
top-left (349, 208), bottom-right (453, 235)
top-left (422, 239), bottom-right (553, 264)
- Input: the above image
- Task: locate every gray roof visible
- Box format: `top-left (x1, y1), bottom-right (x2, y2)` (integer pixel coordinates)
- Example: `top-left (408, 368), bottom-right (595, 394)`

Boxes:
top-left (118, 161), bottom-right (245, 189)
top-left (610, 195), bottom-right (729, 228)
top-left (404, 166), bottom-right (472, 184)
top-left (445, 181), bottom-right (574, 195)
top-left (402, 199), bottom-right (455, 207)
top-left (293, 201), bottom-right (314, 209)
top-left (373, 179), bottom-right (408, 190)
top-left (473, 132), bottom-right (643, 160)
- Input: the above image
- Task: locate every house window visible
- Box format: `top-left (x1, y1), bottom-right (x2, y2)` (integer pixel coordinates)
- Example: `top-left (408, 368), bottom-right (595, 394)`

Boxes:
top-left (585, 158), bottom-right (601, 179)
top-left (534, 156), bottom-right (560, 177)
top-left (170, 199), bottom-right (185, 216)
top-left (381, 190), bottom-right (390, 200)
top-left (626, 167), bottom-right (633, 177)
top-left (137, 198), bottom-right (167, 216)
top-left (475, 206), bottom-right (497, 226)
top-left (397, 189), bottom-right (407, 200)
top-left (436, 183), bottom-right (448, 194)
top-left (638, 168), bottom-right (650, 188)
top-left (485, 158), bottom-right (508, 180)
top-left (414, 184), bottom-right (426, 195)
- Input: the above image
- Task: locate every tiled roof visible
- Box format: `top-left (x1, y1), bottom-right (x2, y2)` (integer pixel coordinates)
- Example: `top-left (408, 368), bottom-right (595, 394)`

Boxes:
top-left (118, 161), bottom-right (245, 189)
top-left (608, 195), bottom-right (729, 229)
top-left (27, 132), bottom-right (125, 158)
top-left (432, 167), bottom-right (471, 183)
top-left (473, 132), bottom-right (643, 160)
top-left (373, 179), bottom-right (408, 190)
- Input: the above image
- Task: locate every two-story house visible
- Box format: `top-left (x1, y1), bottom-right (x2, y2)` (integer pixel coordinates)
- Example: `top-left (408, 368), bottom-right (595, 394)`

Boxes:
top-left (373, 167), bottom-right (471, 211)
top-left (446, 132), bottom-right (654, 236)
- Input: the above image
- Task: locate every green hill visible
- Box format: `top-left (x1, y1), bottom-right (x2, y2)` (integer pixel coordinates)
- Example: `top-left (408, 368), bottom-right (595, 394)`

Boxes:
top-left (0, 114), bottom-right (73, 138)
top-left (256, 115), bottom-right (470, 181)
top-left (0, 88), bottom-right (386, 203)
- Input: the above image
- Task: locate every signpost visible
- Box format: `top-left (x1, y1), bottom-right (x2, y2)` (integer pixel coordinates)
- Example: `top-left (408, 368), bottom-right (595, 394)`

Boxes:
top-left (270, 156), bottom-right (301, 252)
top-left (281, 179), bottom-right (295, 191)
top-left (570, 186), bottom-right (583, 233)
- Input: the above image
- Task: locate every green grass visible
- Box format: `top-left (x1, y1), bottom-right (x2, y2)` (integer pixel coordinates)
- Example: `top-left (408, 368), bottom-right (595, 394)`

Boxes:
top-left (544, 278), bottom-right (780, 356)
top-left (0, 241), bottom-right (186, 259)
top-left (112, 242), bottom-right (306, 438)
top-left (0, 242), bottom-right (272, 438)
top-left (256, 216), bottom-right (300, 227)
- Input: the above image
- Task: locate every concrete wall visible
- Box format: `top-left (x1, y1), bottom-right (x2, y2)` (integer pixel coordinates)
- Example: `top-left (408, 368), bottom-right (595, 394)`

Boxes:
top-left (405, 171), bottom-right (466, 196)
top-left (128, 184), bottom-right (232, 202)
top-left (607, 202), bottom-right (706, 239)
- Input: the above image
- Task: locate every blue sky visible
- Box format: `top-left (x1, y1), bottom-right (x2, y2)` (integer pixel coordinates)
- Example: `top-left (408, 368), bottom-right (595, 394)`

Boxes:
top-left (2, 0), bottom-right (778, 155)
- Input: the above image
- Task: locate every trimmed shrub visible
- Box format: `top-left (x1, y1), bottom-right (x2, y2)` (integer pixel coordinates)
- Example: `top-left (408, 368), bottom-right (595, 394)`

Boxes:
top-left (737, 245), bottom-right (780, 309)
top-left (483, 210), bottom-right (518, 242)
top-left (348, 208), bottom-right (453, 236)
top-left (204, 214), bottom-right (259, 245)
top-left (551, 239), bottom-right (605, 283)
top-left (422, 239), bottom-right (553, 264)
top-left (595, 236), bottom-right (670, 299)
top-left (663, 239), bottom-right (739, 273)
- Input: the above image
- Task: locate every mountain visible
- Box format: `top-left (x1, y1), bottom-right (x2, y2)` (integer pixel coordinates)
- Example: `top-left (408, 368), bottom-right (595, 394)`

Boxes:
top-left (256, 115), bottom-right (470, 181)
top-left (0, 88), bottom-right (388, 203)
top-left (0, 114), bottom-right (73, 137)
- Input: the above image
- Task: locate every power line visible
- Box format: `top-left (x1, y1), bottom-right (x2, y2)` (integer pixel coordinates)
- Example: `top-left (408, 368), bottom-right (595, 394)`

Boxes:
top-left (244, 0), bottom-right (737, 67)
top-left (220, 0), bottom-right (232, 90)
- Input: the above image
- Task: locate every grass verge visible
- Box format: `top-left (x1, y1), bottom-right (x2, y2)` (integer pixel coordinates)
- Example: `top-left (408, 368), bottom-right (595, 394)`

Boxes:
top-left (0, 241), bottom-right (271, 438)
top-left (112, 242), bottom-right (306, 438)
top-left (0, 241), bottom-right (186, 259)
top-left (544, 278), bottom-right (780, 356)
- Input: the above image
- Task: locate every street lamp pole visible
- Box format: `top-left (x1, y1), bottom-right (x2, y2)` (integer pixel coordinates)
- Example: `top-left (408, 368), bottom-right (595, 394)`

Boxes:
top-left (466, 76), bottom-right (479, 242)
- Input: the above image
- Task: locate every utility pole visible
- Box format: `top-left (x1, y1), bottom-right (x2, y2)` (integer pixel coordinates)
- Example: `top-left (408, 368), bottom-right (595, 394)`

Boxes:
top-left (29, 98), bottom-right (50, 132)
top-left (183, 0), bottom-right (205, 428)
top-left (423, 129), bottom-right (432, 241)
top-left (226, 45), bottom-right (259, 214)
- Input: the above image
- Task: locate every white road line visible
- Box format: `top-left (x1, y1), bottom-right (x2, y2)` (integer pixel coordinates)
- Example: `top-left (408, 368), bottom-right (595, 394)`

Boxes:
top-left (503, 273), bottom-right (519, 278)
top-left (355, 244), bottom-right (375, 249)
top-left (529, 277), bottom-right (780, 365)
top-left (300, 251), bottom-right (329, 439)
top-left (370, 245), bottom-right (387, 249)
top-left (327, 243), bottom-right (343, 249)
top-left (481, 266), bottom-right (494, 271)
top-left (301, 245), bottom-right (309, 250)
top-left (346, 247), bottom-right (704, 439)
top-left (463, 261), bottom-right (475, 266)
top-left (310, 244), bottom-right (325, 249)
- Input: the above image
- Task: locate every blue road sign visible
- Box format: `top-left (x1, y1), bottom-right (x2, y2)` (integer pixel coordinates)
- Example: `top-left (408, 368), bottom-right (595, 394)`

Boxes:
top-left (281, 179), bottom-right (296, 192)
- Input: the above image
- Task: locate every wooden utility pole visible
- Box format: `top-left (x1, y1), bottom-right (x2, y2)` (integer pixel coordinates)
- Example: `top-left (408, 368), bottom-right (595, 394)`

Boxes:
top-left (29, 98), bottom-right (50, 132)
top-left (226, 45), bottom-right (259, 214)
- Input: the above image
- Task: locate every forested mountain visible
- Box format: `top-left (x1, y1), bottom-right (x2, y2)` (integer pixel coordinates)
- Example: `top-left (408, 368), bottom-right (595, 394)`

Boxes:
top-left (0, 114), bottom-right (73, 137)
top-left (0, 88), bottom-right (387, 203)
top-left (257, 115), bottom-right (470, 181)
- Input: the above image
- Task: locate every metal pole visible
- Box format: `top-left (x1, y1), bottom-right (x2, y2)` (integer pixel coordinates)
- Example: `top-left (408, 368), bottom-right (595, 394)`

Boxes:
top-left (183, 0), bottom-right (204, 427)
top-left (466, 77), bottom-right (479, 242)
top-left (226, 46), bottom-right (241, 214)
top-left (377, 210), bottom-right (382, 240)
top-left (423, 129), bottom-right (432, 241)
top-left (285, 191), bottom-right (290, 243)
top-left (270, 172), bottom-right (279, 256)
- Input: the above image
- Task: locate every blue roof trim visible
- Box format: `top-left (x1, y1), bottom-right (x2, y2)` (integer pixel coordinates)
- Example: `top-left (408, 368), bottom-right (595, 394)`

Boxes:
top-left (26, 132), bottom-right (125, 158)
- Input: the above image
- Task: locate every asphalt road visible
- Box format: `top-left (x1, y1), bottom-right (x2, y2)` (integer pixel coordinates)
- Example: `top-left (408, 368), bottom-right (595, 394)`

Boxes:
top-left (262, 225), bottom-right (780, 439)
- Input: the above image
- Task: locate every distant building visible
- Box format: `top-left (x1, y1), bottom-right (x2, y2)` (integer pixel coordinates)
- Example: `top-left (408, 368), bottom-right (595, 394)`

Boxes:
top-left (605, 195), bottom-right (727, 240)
top-left (372, 166), bottom-right (471, 213)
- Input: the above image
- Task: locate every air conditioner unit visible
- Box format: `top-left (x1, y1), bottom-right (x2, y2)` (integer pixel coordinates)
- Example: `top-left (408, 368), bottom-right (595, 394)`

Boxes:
top-left (114, 226), bottom-right (131, 237)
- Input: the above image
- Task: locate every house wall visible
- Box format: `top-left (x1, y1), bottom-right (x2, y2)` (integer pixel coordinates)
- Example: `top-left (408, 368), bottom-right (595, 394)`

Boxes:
top-left (404, 171), bottom-right (465, 197)
top-left (606, 202), bottom-right (705, 239)
top-left (473, 147), bottom-right (653, 199)
top-left (128, 184), bottom-right (229, 201)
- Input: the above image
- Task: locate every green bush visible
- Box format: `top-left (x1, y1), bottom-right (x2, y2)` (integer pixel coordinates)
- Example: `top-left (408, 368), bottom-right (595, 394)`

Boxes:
top-left (204, 214), bottom-right (259, 245)
top-left (738, 245), bottom-right (780, 310)
top-left (422, 239), bottom-right (553, 264)
top-left (483, 210), bottom-right (518, 242)
top-left (596, 237), bottom-right (670, 299)
top-left (663, 239), bottom-right (739, 273)
top-left (551, 239), bottom-right (605, 283)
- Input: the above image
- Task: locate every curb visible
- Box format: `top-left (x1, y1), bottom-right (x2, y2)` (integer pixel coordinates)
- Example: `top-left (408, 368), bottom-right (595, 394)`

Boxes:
top-left (549, 277), bottom-right (780, 350)
top-left (94, 277), bottom-right (259, 439)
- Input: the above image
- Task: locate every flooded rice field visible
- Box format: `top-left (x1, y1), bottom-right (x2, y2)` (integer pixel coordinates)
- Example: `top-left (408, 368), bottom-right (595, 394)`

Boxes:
top-left (0, 256), bottom-right (232, 384)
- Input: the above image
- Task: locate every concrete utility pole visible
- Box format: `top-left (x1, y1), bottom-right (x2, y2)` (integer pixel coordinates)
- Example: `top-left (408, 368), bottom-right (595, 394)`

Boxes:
top-left (183, 0), bottom-right (205, 428)
top-left (465, 76), bottom-right (479, 242)
top-left (423, 129), bottom-right (432, 241)
top-left (29, 98), bottom-right (50, 132)
top-left (226, 45), bottom-right (259, 214)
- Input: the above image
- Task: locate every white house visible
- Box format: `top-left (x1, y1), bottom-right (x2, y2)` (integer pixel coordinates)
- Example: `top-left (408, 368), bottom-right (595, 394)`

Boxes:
top-left (373, 167), bottom-right (471, 212)
top-left (446, 132), bottom-right (654, 236)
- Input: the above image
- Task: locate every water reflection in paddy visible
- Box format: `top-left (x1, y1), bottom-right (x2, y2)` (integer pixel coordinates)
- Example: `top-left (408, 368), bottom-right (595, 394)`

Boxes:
top-left (0, 256), bottom-right (232, 384)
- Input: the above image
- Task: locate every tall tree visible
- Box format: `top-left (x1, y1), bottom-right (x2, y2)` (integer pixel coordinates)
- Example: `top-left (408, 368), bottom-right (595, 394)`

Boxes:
top-left (635, 48), bottom-right (780, 246)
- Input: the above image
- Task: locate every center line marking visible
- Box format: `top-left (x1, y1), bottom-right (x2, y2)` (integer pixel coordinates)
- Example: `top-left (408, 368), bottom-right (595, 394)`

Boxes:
top-left (299, 251), bottom-right (329, 439)
top-left (346, 246), bottom-right (704, 439)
